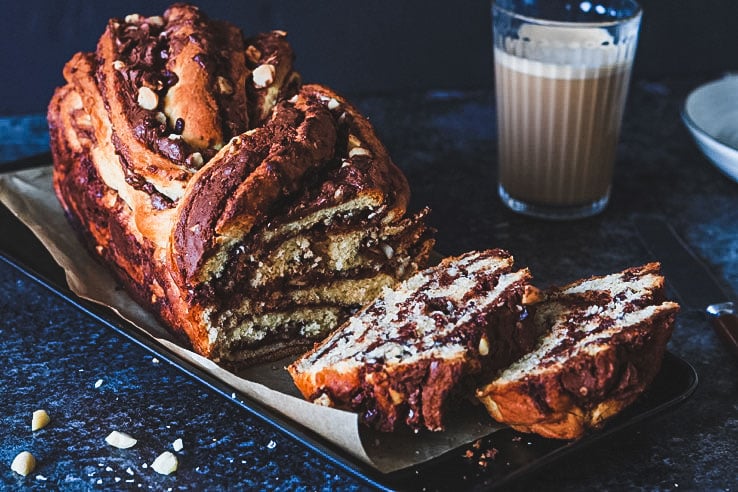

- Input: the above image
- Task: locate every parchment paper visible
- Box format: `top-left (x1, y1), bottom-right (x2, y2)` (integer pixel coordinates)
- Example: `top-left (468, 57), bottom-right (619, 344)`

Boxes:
top-left (0, 165), bottom-right (504, 474)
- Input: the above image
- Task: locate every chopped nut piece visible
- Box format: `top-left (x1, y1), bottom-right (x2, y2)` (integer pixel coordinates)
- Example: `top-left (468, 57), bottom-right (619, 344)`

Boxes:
top-left (124, 14), bottom-right (141, 24)
top-left (94, 379), bottom-right (103, 388)
top-left (31, 409), bottom-right (50, 431)
top-left (327, 98), bottom-right (340, 111)
top-left (112, 60), bottom-right (126, 71)
top-left (288, 94), bottom-right (299, 104)
top-left (137, 87), bottom-right (158, 110)
top-left (347, 134), bottom-right (362, 149)
top-left (252, 64), bottom-right (276, 89)
top-left (380, 243), bottom-right (394, 259)
top-left (147, 15), bottom-right (164, 26)
top-left (348, 147), bottom-right (371, 158)
top-left (272, 29), bottom-right (287, 37)
top-left (105, 430), bottom-right (138, 449)
top-left (312, 393), bottom-right (333, 407)
top-left (478, 336), bottom-right (489, 356)
top-left (172, 438), bottom-right (183, 452)
top-left (151, 451), bottom-right (178, 475)
top-left (187, 152), bottom-right (204, 168)
top-left (11, 451), bottom-right (36, 477)
top-left (217, 76), bottom-right (233, 95)
top-left (155, 112), bottom-right (167, 125)
top-left (245, 45), bottom-right (261, 63)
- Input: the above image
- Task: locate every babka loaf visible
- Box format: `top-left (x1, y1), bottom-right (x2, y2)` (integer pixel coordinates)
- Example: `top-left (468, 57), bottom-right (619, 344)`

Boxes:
top-left (476, 263), bottom-right (680, 439)
top-left (48, 4), bottom-right (434, 365)
top-left (288, 250), bottom-right (539, 432)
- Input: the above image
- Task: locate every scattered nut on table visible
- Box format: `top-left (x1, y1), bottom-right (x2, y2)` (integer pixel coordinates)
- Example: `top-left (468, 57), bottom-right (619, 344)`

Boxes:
top-left (151, 451), bottom-right (178, 475)
top-left (11, 451), bottom-right (36, 476)
top-left (31, 409), bottom-right (50, 431)
top-left (105, 430), bottom-right (138, 449)
top-left (172, 438), bottom-right (183, 452)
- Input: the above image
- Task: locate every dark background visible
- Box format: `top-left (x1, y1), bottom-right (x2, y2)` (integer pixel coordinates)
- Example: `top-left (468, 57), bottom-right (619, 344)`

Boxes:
top-left (3, 0), bottom-right (738, 115)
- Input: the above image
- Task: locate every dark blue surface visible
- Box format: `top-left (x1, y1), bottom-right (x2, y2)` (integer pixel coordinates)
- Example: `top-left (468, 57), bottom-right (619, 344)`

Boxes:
top-left (2, 76), bottom-right (738, 490)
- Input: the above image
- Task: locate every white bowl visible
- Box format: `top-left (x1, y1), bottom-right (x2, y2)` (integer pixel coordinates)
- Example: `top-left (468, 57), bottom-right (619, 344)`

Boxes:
top-left (682, 75), bottom-right (738, 183)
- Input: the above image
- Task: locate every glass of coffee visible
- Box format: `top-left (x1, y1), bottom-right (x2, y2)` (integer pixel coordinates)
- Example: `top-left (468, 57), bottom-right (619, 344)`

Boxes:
top-left (492, 0), bottom-right (642, 219)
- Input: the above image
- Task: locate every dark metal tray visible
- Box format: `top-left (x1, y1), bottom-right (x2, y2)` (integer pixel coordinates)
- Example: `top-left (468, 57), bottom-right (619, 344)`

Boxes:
top-left (0, 155), bottom-right (698, 490)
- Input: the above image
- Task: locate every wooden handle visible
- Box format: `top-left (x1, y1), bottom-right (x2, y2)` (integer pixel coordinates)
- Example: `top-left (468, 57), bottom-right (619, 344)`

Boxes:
top-left (711, 313), bottom-right (738, 359)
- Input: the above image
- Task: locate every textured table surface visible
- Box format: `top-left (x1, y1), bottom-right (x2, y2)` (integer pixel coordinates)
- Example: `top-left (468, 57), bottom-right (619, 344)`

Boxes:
top-left (1, 75), bottom-right (737, 490)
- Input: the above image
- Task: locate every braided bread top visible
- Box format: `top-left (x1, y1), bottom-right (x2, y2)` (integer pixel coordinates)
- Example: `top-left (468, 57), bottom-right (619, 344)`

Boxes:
top-left (51, 3), bottom-right (412, 290)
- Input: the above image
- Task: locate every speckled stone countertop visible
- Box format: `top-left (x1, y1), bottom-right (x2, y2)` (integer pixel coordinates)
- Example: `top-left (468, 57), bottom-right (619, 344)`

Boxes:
top-left (1, 75), bottom-right (737, 491)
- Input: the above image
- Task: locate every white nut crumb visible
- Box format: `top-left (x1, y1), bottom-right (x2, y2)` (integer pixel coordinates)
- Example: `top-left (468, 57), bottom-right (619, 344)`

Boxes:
top-left (151, 357), bottom-right (160, 364)
top-left (217, 76), bottom-right (233, 95)
top-left (151, 451), bottom-right (178, 475)
top-left (478, 337), bottom-right (489, 356)
top-left (32, 409), bottom-right (50, 431)
top-left (266, 440), bottom-right (277, 450)
top-left (288, 94), bottom-right (299, 104)
top-left (125, 14), bottom-right (141, 24)
top-left (327, 98), bottom-right (340, 111)
top-left (105, 430), bottom-right (138, 449)
top-left (312, 393), bottom-right (333, 407)
top-left (380, 243), bottom-right (394, 260)
top-left (272, 29), bottom-right (287, 37)
top-left (154, 112), bottom-right (167, 125)
top-left (147, 15), bottom-right (164, 26)
top-left (187, 152), bottom-right (204, 168)
top-left (11, 451), bottom-right (36, 477)
top-left (172, 438), bottom-right (183, 452)
top-left (112, 60), bottom-right (126, 71)
top-left (137, 87), bottom-right (159, 110)
top-left (94, 379), bottom-right (103, 388)
top-left (348, 147), bottom-right (371, 158)
top-left (252, 64), bottom-right (276, 89)
top-left (35, 475), bottom-right (47, 481)
top-left (126, 467), bottom-right (134, 476)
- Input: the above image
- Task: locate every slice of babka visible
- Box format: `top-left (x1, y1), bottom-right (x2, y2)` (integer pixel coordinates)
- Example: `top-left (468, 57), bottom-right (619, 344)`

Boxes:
top-left (476, 263), bottom-right (680, 440)
top-left (287, 250), bottom-right (538, 432)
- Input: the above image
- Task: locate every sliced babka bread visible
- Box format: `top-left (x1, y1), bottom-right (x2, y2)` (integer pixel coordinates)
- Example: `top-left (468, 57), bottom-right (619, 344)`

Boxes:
top-left (287, 249), bottom-right (539, 432)
top-left (476, 263), bottom-right (680, 440)
top-left (48, 4), bottom-right (434, 366)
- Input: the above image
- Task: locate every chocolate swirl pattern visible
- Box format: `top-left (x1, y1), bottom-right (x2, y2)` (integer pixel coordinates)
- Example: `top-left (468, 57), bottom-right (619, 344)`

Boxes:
top-left (48, 4), bottom-right (434, 365)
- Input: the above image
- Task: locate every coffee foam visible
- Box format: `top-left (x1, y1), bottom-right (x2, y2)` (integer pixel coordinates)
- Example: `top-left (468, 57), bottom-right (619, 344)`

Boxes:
top-left (498, 24), bottom-right (630, 78)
